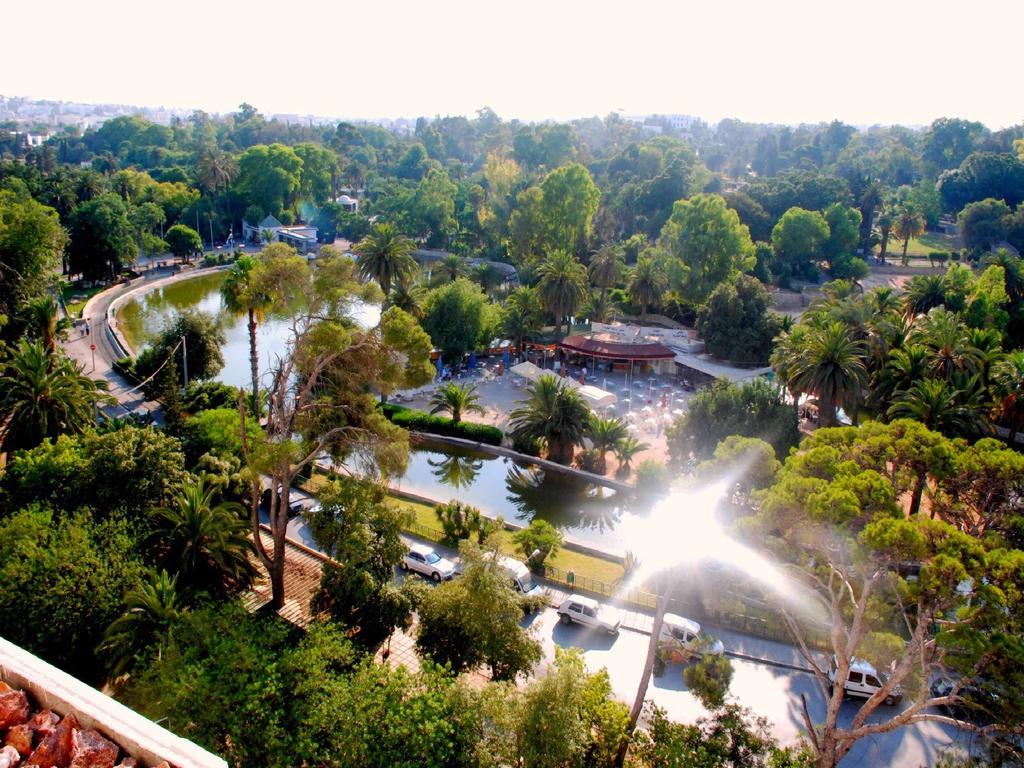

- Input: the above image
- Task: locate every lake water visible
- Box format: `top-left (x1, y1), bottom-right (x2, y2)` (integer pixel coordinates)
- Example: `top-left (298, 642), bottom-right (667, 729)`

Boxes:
top-left (387, 443), bottom-right (650, 552)
top-left (118, 270), bottom-right (380, 390)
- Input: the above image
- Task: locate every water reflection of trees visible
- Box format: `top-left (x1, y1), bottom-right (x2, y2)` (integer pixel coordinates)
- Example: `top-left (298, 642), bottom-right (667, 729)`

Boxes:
top-left (427, 453), bottom-right (484, 489)
top-left (504, 464), bottom-right (624, 533)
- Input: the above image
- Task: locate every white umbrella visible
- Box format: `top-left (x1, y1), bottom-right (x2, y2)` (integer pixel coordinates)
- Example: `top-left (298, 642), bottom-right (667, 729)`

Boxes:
top-left (644, 418), bottom-right (658, 430)
top-left (641, 405), bottom-right (653, 414)
top-left (620, 387), bottom-right (631, 396)
top-left (672, 408), bottom-right (685, 417)
top-left (627, 423), bottom-right (640, 433)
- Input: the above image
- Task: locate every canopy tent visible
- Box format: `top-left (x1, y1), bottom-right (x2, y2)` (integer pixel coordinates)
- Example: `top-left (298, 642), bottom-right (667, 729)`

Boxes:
top-left (510, 361), bottom-right (544, 380)
top-left (577, 384), bottom-right (618, 408)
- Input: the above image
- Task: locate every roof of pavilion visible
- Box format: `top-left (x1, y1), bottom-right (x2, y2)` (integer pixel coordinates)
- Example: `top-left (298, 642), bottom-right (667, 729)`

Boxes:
top-left (560, 334), bottom-right (676, 360)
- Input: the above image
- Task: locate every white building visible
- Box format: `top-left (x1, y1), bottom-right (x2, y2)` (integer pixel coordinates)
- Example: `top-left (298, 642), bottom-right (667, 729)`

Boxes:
top-left (241, 215), bottom-right (319, 255)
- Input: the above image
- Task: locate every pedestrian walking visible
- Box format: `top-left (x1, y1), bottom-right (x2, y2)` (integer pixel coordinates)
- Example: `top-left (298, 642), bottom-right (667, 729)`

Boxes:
top-left (85, 321), bottom-right (91, 336)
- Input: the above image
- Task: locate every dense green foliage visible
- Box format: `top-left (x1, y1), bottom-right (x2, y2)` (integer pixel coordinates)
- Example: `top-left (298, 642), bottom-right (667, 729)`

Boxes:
top-left (381, 402), bottom-right (503, 444)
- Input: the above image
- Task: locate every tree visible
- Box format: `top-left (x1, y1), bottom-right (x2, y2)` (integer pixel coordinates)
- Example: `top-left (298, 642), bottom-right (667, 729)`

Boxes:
top-left (149, 475), bottom-right (257, 597)
top-left (585, 413), bottom-right (629, 474)
top-left (627, 252), bottom-right (668, 318)
top-left (697, 275), bottom-right (783, 364)
top-left (613, 436), bottom-right (648, 472)
top-left (164, 224), bottom-right (202, 261)
top-left (509, 373), bottom-right (591, 464)
top-left (415, 541), bottom-right (542, 680)
top-left (99, 569), bottom-right (182, 676)
top-left (957, 197), bottom-right (1011, 254)
top-left (353, 222), bottom-right (417, 300)
top-left (0, 340), bottom-right (112, 453)
top-left (23, 296), bottom-right (68, 355)
top-left (658, 193), bottom-right (755, 303)
top-left (666, 378), bottom-right (800, 463)
top-left (938, 151), bottom-right (1024, 212)
top-left (220, 252), bottom-right (273, 414)
top-left (821, 203), bottom-right (865, 279)
top-left (502, 286), bottom-right (544, 360)
top-left (511, 519), bottom-right (563, 565)
top-left (429, 381), bottom-right (484, 424)
top-left (235, 143), bottom-right (303, 219)
top-left (421, 277), bottom-right (490, 361)
top-left (0, 506), bottom-right (143, 681)
top-left (991, 351), bottom-right (1024, 442)
top-left (589, 242), bottom-right (625, 300)
top-left (788, 321), bottom-right (868, 426)
top-left (518, 648), bottom-right (629, 768)
top-left (770, 207), bottom-right (830, 282)
top-left (753, 422), bottom-right (1024, 768)
top-left (540, 162), bottom-right (600, 256)
top-left (698, 435), bottom-right (781, 502)
top-left (67, 193), bottom-right (138, 280)
top-left (308, 477), bottom-right (416, 648)
top-left (893, 204), bottom-right (926, 265)
top-left (887, 378), bottom-right (989, 439)
top-left (537, 249), bottom-right (588, 339)
top-left (135, 309), bottom-right (226, 391)
top-left (244, 252), bottom-right (429, 609)
top-left (0, 188), bottom-right (67, 322)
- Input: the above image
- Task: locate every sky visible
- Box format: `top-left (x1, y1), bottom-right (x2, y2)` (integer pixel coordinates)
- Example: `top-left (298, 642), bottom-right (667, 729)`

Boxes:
top-left (2, 0), bottom-right (1021, 128)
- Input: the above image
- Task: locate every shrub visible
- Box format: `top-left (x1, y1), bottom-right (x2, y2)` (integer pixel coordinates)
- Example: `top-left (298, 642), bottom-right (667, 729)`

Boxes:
top-left (928, 251), bottom-right (950, 267)
top-left (434, 500), bottom-right (499, 547)
top-left (382, 405), bottom-right (503, 445)
top-left (512, 519), bottom-right (563, 567)
top-left (574, 448), bottom-right (603, 473)
top-left (202, 254), bottom-right (219, 267)
top-left (113, 356), bottom-right (137, 380)
top-left (512, 432), bottom-right (543, 457)
top-left (184, 381), bottom-right (244, 413)
top-left (634, 459), bottom-right (669, 491)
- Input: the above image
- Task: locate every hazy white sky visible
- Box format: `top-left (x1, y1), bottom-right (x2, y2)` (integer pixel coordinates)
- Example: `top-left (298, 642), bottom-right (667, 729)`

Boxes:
top-left (2, 0), bottom-right (1021, 127)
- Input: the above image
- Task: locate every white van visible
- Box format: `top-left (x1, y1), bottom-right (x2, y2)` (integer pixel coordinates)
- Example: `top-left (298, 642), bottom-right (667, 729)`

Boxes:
top-left (828, 656), bottom-right (903, 706)
top-left (487, 553), bottom-right (544, 597)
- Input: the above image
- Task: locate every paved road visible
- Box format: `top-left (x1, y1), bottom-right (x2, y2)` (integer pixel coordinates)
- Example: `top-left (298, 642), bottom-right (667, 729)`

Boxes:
top-left (274, 487), bottom-right (977, 767)
top-left (62, 275), bottom-right (163, 420)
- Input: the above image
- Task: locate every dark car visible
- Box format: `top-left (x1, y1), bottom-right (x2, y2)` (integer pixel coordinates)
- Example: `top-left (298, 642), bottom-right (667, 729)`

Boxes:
top-left (931, 676), bottom-right (1001, 723)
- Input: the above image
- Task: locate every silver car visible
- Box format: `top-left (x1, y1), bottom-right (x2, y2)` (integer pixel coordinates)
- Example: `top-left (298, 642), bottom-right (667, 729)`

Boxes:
top-left (401, 543), bottom-right (457, 582)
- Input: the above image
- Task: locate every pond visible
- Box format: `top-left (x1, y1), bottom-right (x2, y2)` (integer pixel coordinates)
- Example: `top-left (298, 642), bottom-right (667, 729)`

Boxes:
top-left (117, 270), bottom-right (380, 390)
top-left (387, 443), bottom-right (652, 553)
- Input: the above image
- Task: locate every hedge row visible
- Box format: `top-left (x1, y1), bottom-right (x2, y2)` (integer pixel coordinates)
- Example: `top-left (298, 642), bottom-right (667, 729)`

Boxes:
top-left (380, 403), bottom-right (503, 445)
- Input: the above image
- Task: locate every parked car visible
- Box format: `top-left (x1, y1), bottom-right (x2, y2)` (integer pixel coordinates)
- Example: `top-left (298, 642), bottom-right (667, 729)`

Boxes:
top-left (828, 656), bottom-right (903, 706)
top-left (658, 614), bottom-right (725, 662)
top-left (930, 676), bottom-right (1000, 723)
top-left (401, 543), bottom-right (457, 581)
top-left (486, 553), bottom-right (545, 597)
top-left (288, 498), bottom-right (320, 519)
top-left (557, 595), bottom-right (621, 634)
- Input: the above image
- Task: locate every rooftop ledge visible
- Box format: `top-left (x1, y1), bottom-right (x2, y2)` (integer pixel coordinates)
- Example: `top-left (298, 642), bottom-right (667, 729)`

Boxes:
top-left (0, 635), bottom-right (226, 768)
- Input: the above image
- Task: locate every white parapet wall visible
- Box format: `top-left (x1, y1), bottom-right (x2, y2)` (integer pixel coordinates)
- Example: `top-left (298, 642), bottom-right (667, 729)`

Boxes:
top-left (0, 636), bottom-right (227, 768)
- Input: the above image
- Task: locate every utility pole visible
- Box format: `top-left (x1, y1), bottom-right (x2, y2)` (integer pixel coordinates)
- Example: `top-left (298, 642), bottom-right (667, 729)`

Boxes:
top-left (181, 334), bottom-right (189, 389)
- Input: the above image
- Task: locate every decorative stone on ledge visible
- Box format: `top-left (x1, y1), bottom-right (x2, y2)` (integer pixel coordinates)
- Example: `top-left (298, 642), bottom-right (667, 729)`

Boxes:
top-left (0, 636), bottom-right (226, 768)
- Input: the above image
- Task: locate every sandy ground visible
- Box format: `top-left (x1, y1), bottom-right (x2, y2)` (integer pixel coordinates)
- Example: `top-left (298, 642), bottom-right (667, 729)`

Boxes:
top-left (395, 362), bottom-right (695, 478)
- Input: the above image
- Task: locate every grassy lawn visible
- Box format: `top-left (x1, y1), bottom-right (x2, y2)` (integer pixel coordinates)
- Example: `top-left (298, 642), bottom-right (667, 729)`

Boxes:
top-left (61, 283), bottom-right (105, 318)
top-left (879, 230), bottom-right (960, 261)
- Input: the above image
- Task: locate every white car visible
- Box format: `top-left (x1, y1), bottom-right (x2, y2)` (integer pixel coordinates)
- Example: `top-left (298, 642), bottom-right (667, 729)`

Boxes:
top-left (401, 543), bottom-right (457, 581)
top-left (828, 656), bottom-right (903, 705)
top-left (557, 595), bottom-right (621, 634)
top-left (658, 614), bottom-right (725, 661)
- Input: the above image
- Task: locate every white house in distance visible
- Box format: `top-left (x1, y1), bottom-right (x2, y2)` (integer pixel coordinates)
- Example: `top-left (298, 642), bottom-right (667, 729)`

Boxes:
top-left (241, 215), bottom-right (318, 255)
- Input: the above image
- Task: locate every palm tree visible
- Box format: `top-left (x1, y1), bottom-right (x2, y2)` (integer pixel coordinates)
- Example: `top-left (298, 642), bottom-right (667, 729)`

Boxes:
top-left (613, 436), bottom-right (649, 473)
top-left (149, 476), bottom-right (257, 596)
top-left (581, 290), bottom-right (619, 323)
top-left (0, 341), bottom-right (112, 453)
top-left (429, 382), bottom-right (484, 424)
top-left (427, 453), bottom-right (484, 489)
top-left (353, 222), bottom-right (417, 301)
top-left (23, 296), bottom-right (68, 357)
top-left (589, 243), bottom-right (625, 300)
top-left (871, 345), bottom-right (929, 413)
top-left (197, 149), bottom-right (238, 195)
top-left (221, 255), bottom-right (271, 414)
top-left (474, 262), bottom-right (504, 296)
top-left (770, 324), bottom-right (812, 418)
top-left (438, 253), bottom-right (466, 282)
top-left (389, 275), bottom-right (427, 319)
top-left (789, 322), bottom-right (868, 426)
top-left (98, 570), bottom-right (181, 676)
top-left (509, 373), bottom-right (591, 464)
top-left (537, 250), bottom-right (588, 340)
top-left (903, 274), bottom-right (947, 316)
top-left (875, 204), bottom-right (895, 264)
top-left (502, 286), bottom-right (544, 361)
top-left (912, 308), bottom-right (983, 381)
top-left (893, 205), bottom-right (926, 266)
top-left (888, 378), bottom-right (989, 439)
top-left (981, 248), bottom-right (1024, 304)
top-left (627, 254), bottom-right (668, 319)
top-left (585, 414), bottom-right (629, 474)
top-left (991, 351), bottom-right (1024, 442)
